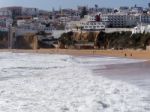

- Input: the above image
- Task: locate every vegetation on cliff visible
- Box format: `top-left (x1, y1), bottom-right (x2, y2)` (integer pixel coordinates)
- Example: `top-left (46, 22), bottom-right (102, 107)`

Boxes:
top-left (59, 31), bottom-right (77, 48)
top-left (59, 31), bottom-right (150, 50)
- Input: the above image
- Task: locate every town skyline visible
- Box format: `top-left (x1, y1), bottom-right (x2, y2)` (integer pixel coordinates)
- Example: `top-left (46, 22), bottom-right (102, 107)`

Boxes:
top-left (0, 0), bottom-right (149, 10)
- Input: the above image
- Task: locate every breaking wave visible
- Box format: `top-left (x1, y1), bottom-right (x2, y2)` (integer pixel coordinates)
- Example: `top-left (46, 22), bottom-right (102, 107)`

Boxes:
top-left (0, 52), bottom-right (149, 112)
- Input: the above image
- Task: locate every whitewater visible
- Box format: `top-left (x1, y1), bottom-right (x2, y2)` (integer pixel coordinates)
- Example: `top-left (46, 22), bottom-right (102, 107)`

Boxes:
top-left (0, 52), bottom-right (149, 112)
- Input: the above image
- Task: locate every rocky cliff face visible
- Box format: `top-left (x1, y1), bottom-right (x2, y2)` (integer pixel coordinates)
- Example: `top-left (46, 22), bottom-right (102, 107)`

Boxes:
top-left (73, 32), bottom-right (100, 42)
top-left (59, 31), bottom-right (102, 49)
top-left (0, 37), bottom-right (8, 48)
top-left (15, 33), bottom-right (38, 49)
top-left (60, 31), bottom-right (139, 49)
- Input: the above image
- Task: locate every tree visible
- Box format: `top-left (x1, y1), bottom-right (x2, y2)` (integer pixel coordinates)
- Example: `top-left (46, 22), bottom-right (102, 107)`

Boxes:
top-left (114, 9), bottom-right (118, 13)
top-left (80, 7), bottom-right (88, 18)
top-left (95, 4), bottom-right (98, 12)
top-left (59, 31), bottom-right (76, 47)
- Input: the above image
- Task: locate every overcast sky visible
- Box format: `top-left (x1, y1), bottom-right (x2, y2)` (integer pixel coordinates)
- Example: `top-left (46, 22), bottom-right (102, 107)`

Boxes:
top-left (0, 0), bottom-right (149, 10)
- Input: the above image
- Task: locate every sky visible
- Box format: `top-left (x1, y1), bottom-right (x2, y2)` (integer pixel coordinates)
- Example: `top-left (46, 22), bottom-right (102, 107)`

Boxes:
top-left (0, 0), bottom-right (149, 10)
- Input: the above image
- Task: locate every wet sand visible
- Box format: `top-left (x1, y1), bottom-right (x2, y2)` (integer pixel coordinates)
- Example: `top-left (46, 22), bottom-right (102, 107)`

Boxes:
top-left (1, 49), bottom-right (150, 60)
top-left (93, 61), bottom-right (150, 91)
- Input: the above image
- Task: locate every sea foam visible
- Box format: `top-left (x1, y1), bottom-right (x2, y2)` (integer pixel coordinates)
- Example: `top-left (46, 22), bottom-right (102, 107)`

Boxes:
top-left (0, 52), bottom-right (149, 112)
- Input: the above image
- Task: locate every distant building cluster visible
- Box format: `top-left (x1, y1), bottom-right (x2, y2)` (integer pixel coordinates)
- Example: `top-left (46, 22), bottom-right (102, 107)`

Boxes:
top-left (0, 3), bottom-right (150, 34)
top-left (66, 4), bottom-right (150, 32)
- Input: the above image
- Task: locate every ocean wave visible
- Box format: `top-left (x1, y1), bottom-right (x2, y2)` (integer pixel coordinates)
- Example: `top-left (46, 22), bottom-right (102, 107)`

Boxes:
top-left (0, 52), bottom-right (149, 112)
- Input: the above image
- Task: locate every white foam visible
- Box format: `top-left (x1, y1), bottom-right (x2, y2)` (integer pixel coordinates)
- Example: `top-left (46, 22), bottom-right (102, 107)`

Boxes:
top-left (0, 52), bottom-right (149, 112)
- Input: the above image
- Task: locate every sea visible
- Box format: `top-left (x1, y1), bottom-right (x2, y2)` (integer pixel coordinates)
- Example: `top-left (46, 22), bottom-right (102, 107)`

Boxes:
top-left (0, 52), bottom-right (149, 112)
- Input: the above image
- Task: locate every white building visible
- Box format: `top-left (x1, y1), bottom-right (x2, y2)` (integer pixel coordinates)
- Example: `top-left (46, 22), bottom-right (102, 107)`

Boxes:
top-left (80, 21), bottom-right (105, 31)
top-left (59, 16), bottom-right (71, 24)
top-left (101, 13), bottom-right (138, 28)
top-left (80, 15), bottom-right (106, 31)
top-left (102, 13), bottom-right (127, 27)
top-left (65, 14), bottom-right (106, 31)
top-left (132, 24), bottom-right (150, 34)
top-left (140, 14), bottom-right (150, 24)
top-left (131, 6), bottom-right (143, 13)
top-left (65, 21), bottom-right (80, 31)
top-left (16, 18), bottom-right (53, 36)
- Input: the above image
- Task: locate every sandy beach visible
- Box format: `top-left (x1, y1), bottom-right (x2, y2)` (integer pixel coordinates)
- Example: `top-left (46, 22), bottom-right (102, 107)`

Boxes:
top-left (1, 49), bottom-right (150, 60)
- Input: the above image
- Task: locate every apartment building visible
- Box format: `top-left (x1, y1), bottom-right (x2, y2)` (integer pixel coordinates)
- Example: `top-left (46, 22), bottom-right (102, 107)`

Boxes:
top-left (0, 8), bottom-right (12, 17)
top-left (1, 6), bottom-right (22, 18)
top-left (80, 21), bottom-right (105, 31)
top-left (22, 8), bottom-right (39, 16)
top-left (80, 15), bottom-right (105, 31)
top-left (140, 14), bottom-right (150, 23)
top-left (0, 16), bottom-right (13, 31)
top-left (16, 18), bottom-right (53, 36)
top-left (101, 13), bottom-right (138, 28)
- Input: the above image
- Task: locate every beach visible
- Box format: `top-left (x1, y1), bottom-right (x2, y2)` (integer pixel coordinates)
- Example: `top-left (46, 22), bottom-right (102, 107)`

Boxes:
top-left (1, 49), bottom-right (150, 59)
top-left (95, 61), bottom-right (150, 90)
top-left (0, 51), bottom-right (149, 111)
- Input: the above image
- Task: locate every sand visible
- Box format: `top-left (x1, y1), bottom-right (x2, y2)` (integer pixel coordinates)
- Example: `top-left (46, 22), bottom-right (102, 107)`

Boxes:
top-left (1, 49), bottom-right (150, 60)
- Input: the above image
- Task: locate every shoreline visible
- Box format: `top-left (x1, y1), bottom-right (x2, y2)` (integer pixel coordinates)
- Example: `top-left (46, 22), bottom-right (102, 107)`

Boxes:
top-left (0, 49), bottom-right (150, 60)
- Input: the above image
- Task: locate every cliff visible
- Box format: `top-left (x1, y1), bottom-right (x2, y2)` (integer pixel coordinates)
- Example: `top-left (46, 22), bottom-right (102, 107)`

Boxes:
top-left (0, 32), bottom-right (8, 48)
top-left (15, 33), bottom-right (38, 49)
top-left (59, 31), bottom-right (150, 50)
top-left (73, 32), bottom-right (100, 42)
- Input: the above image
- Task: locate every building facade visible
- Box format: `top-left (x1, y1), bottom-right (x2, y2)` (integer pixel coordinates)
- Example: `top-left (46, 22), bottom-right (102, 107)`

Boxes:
top-left (0, 8), bottom-right (12, 17)
top-left (140, 14), bottom-right (150, 24)
top-left (101, 13), bottom-right (139, 28)
top-left (22, 8), bottom-right (39, 16)
top-left (80, 15), bottom-right (106, 31)
top-left (80, 21), bottom-right (105, 31)
top-left (2, 7), bottom-right (22, 18)
top-left (16, 17), bottom-right (53, 36)
top-left (0, 16), bottom-right (13, 31)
